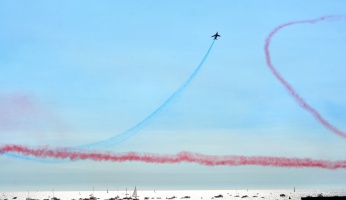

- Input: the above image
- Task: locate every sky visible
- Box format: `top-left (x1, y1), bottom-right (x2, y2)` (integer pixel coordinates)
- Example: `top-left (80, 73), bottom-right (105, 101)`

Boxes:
top-left (0, 0), bottom-right (346, 191)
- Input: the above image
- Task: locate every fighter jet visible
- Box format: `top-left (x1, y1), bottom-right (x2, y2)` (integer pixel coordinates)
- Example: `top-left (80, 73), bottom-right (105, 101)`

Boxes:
top-left (211, 32), bottom-right (221, 40)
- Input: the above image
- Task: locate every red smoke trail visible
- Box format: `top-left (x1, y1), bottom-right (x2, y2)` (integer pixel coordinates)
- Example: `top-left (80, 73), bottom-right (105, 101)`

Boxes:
top-left (1, 144), bottom-right (346, 169)
top-left (0, 92), bottom-right (66, 134)
top-left (264, 15), bottom-right (346, 139)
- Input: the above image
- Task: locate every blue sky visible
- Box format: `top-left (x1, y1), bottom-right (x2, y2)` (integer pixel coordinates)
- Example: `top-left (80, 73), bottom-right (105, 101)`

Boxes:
top-left (1, 1), bottom-right (346, 190)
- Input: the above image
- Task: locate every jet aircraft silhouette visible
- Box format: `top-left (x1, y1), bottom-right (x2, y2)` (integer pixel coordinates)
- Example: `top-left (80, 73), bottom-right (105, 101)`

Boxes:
top-left (212, 32), bottom-right (221, 40)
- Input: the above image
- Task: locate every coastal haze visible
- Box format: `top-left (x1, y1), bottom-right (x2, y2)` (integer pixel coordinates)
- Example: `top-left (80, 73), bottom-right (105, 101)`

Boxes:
top-left (1, 1), bottom-right (346, 191)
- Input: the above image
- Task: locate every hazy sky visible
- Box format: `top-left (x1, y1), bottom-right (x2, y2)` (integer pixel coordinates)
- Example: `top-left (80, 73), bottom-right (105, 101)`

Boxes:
top-left (1, 1), bottom-right (346, 191)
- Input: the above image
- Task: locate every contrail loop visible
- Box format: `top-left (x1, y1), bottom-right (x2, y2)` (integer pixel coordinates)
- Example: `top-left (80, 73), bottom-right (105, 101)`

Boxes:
top-left (264, 15), bottom-right (346, 139)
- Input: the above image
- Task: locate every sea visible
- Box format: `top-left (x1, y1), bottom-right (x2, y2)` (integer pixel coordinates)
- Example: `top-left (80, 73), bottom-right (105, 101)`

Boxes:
top-left (1, 189), bottom-right (346, 200)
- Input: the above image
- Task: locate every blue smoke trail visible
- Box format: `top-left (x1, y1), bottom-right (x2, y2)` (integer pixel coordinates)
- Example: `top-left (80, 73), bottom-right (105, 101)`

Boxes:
top-left (79, 40), bottom-right (215, 149)
top-left (2, 40), bottom-right (215, 161)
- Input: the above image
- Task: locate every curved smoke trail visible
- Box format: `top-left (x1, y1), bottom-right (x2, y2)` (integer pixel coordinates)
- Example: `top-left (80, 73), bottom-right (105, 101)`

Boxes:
top-left (79, 40), bottom-right (215, 149)
top-left (2, 144), bottom-right (346, 169)
top-left (3, 40), bottom-right (215, 161)
top-left (264, 15), bottom-right (346, 139)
